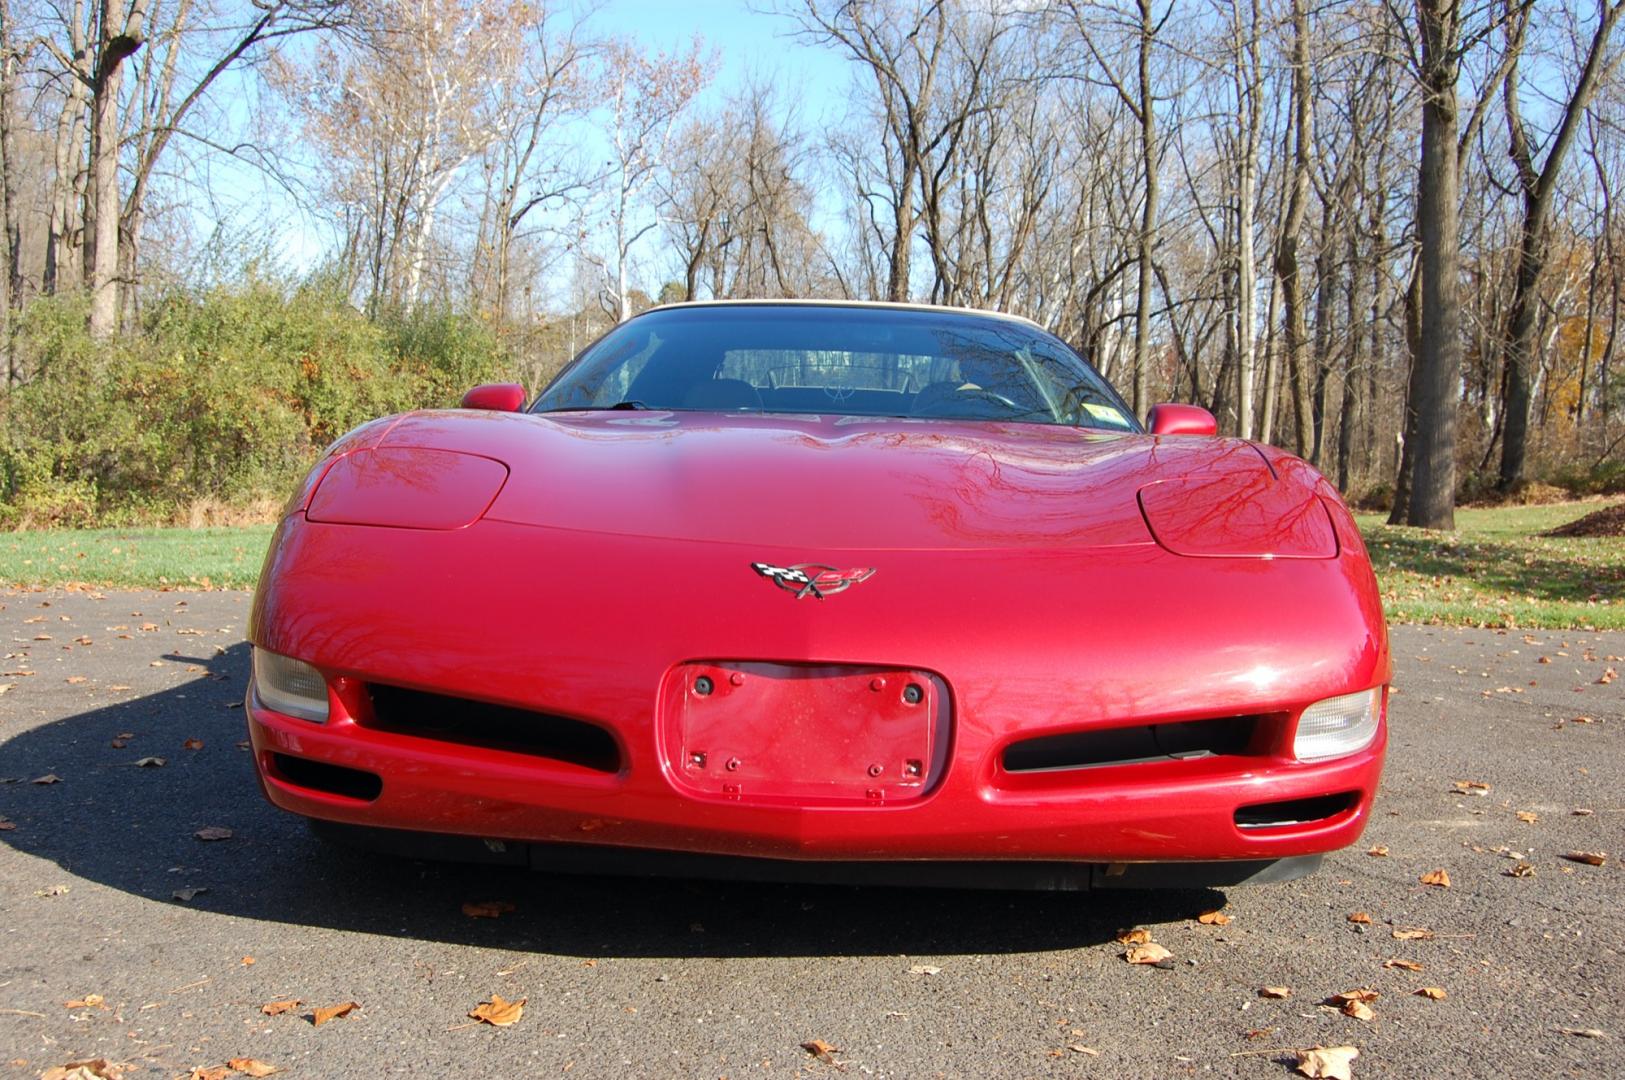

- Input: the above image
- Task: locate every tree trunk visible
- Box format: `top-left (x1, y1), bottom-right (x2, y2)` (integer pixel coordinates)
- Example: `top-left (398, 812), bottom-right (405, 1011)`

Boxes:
top-left (1131, 0), bottom-right (1157, 415)
top-left (1407, 0), bottom-right (1464, 530)
top-left (1496, 0), bottom-right (1625, 491)
top-left (84, 0), bottom-right (145, 338)
top-left (1274, 0), bottom-right (1313, 458)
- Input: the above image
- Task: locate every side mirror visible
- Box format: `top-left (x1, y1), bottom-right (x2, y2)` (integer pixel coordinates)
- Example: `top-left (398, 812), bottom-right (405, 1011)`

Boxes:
top-left (461, 382), bottom-right (526, 412)
top-left (1146, 403), bottom-right (1217, 436)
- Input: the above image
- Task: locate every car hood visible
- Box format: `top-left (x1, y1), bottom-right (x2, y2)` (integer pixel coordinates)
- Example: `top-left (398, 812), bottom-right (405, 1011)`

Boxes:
top-left (368, 409), bottom-right (1325, 552)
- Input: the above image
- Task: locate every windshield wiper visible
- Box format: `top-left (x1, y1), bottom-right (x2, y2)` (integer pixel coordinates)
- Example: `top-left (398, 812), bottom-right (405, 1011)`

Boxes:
top-left (537, 399), bottom-right (650, 413)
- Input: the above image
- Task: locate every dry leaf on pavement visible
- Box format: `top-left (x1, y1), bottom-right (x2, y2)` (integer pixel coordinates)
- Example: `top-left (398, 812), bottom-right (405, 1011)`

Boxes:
top-left (183, 738), bottom-right (204, 750)
top-left (800, 1039), bottom-right (840, 1064)
top-left (468, 994), bottom-right (526, 1027)
top-left (1452, 780), bottom-right (1490, 795)
top-left (1124, 942), bottom-right (1173, 965)
top-left (1259, 986), bottom-right (1291, 999)
top-left (1419, 869), bottom-right (1451, 888)
top-left (171, 887), bottom-right (207, 902)
top-left (63, 994), bottom-right (106, 1009)
top-left (461, 900), bottom-right (517, 918)
top-left (194, 827), bottom-right (233, 842)
top-left (1381, 959), bottom-right (1422, 972)
top-left (908, 964), bottom-right (941, 975)
top-left (1115, 928), bottom-right (1152, 945)
top-left (1515, 811), bottom-right (1538, 824)
top-left (134, 757), bottom-right (165, 768)
top-left (227, 1060), bottom-right (278, 1077)
top-left (1197, 909), bottom-right (1231, 926)
top-left (187, 1068), bottom-right (227, 1080)
top-left (260, 1000), bottom-right (302, 1016)
top-left (1347, 912), bottom-right (1372, 924)
top-left (1413, 987), bottom-right (1447, 1001)
top-left (1392, 927), bottom-right (1434, 940)
top-left (1564, 851), bottom-right (1607, 866)
top-left (1366, 846), bottom-right (1389, 857)
top-left (1295, 1045), bottom-right (1359, 1080)
top-left (32, 774), bottom-right (61, 784)
top-left (39, 1061), bottom-right (122, 1080)
top-left (1328, 990), bottom-right (1378, 1020)
top-left (311, 1001), bottom-right (359, 1026)
top-left (1506, 862), bottom-right (1536, 878)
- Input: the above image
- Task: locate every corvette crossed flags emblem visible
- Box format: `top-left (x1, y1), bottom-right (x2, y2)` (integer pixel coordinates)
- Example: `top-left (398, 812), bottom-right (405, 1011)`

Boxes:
top-left (751, 562), bottom-right (876, 600)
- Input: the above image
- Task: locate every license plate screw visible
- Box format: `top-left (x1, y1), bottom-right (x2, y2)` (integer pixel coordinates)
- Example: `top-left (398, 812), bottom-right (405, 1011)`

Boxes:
top-left (729, 671), bottom-right (745, 686)
top-left (869, 676), bottom-right (886, 691)
top-left (694, 676), bottom-right (714, 696)
top-left (903, 683), bottom-right (923, 705)
top-left (726, 757), bottom-right (742, 771)
top-left (689, 751), bottom-right (706, 767)
top-left (867, 763), bottom-right (883, 777)
top-left (904, 759), bottom-right (922, 777)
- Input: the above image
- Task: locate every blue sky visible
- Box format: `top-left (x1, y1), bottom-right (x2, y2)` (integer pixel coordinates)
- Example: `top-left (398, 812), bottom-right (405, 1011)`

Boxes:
top-left (197, 0), bottom-right (857, 302)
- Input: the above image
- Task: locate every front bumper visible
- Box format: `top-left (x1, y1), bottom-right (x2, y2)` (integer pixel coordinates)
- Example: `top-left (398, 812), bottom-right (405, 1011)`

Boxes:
top-left (248, 515), bottom-right (1389, 870)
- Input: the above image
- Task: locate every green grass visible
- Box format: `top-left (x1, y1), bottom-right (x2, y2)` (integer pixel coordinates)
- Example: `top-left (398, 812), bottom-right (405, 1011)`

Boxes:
top-left (1356, 501), bottom-right (1624, 630)
top-left (0, 525), bottom-right (274, 590)
top-left (1, 502), bottom-right (1620, 630)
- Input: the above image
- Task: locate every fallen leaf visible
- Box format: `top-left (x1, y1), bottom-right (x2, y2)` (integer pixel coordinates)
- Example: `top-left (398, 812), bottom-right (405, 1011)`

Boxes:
top-left (1413, 987), bottom-right (1447, 1001)
top-left (1506, 862), bottom-right (1536, 878)
top-left (1515, 811), bottom-right (1538, 824)
top-left (32, 774), bottom-right (60, 785)
top-left (1124, 942), bottom-right (1172, 965)
top-left (1382, 959), bottom-right (1423, 971)
top-left (63, 995), bottom-right (105, 1009)
top-left (1295, 1045), bottom-right (1359, 1080)
top-left (1600, 667), bottom-right (1617, 685)
top-left (1366, 846), bottom-right (1389, 857)
top-left (800, 1039), bottom-right (840, 1064)
top-left (171, 887), bottom-right (208, 902)
top-left (907, 964), bottom-right (941, 975)
top-left (188, 1068), bottom-right (228, 1080)
top-left (41, 1062), bottom-right (123, 1080)
top-left (1347, 912), bottom-right (1372, 925)
top-left (468, 994), bottom-right (525, 1027)
top-left (1452, 780), bottom-right (1491, 795)
top-left (183, 738), bottom-right (204, 750)
top-left (1392, 927), bottom-right (1434, 941)
top-left (1574, 808), bottom-right (1595, 816)
top-left (194, 827), bottom-right (233, 842)
top-left (1564, 851), bottom-right (1607, 866)
top-left (0, 818), bottom-right (14, 831)
top-left (1197, 909), bottom-right (1232, 926)
top-left (311, 1001), bottom-right (359, 1026)
top-left (1328, 990), bottom-right (1379, 1006)
top-left (1341, 999), bottom-right (1374, 1021)
top-left (1419, 869), bottom-right (1451, 888)
top-left (1259, 986), bottom-right (1292, 999)
top-left (1115, 928), bottom-right (1152, 946)
top-left (1557, 1027), bottom-right (1607, 1038)
top-left (0, 684), bottom-right (12, 696)
top-left (135, 757), bottom-right (166, 767)
top-left (37, 884), bottom-right (70, 897)
top-left (227, 1061), bottom-right (277, 1078)
top-left (65, 676), bottom-right (86, 685)
top-left (1067, 1044), bottom-right (1100, 1055)
top-left (259, 1000), bottom-right (302, 1016)
top-left (461, 900), bottom-right (516, 919)
top-left (109, 739), bottom-right (127, 749)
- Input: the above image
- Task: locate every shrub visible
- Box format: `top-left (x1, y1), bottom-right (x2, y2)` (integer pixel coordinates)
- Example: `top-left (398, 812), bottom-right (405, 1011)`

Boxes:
top-left (1, 280), bottom-right (513, 528)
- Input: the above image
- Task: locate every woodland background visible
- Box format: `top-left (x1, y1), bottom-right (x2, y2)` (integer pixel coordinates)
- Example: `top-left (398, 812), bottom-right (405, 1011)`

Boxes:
top-left (0, 0), bottom-right (1622, 528)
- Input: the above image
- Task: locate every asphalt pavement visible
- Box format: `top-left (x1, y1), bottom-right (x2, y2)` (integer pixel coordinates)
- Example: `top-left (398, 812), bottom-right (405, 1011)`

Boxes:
top-left (0, 588), bottom-right (1621, 1079)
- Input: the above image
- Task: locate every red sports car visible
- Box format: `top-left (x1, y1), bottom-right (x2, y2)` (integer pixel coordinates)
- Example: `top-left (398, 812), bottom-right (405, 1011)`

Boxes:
top-left (247, 301), bottom-right (1388, 889)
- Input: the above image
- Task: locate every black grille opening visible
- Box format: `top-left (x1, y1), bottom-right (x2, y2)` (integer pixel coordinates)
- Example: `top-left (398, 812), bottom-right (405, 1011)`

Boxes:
top-left (1234, 792), bottom-right (1358, 829)
top-left (365, 684), bottom-right (621, 773)
top-left (1003, 715), bottom-right (1258, 773)
top-left (271, 753), bottom-right (383, 801)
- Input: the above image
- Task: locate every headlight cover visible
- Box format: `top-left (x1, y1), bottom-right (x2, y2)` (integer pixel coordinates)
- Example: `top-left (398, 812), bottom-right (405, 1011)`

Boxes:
top-left (253, 648), bottom-right (329, 723)
top-left (1293, 688), bottom-right (1382, 762)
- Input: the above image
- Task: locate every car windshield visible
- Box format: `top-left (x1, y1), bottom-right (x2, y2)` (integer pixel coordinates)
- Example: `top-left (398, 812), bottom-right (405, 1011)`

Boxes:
top-left (530, 304), bottom-right (1141, 432)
